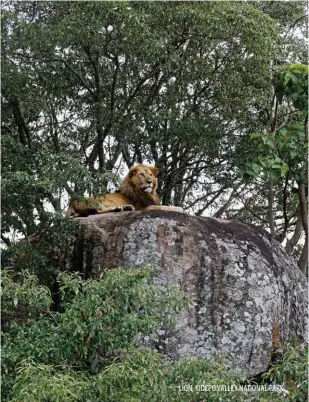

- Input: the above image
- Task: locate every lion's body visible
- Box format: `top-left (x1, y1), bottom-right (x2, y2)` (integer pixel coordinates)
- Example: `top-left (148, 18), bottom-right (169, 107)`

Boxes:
top-left (67, 164), bottom-right (161, 217)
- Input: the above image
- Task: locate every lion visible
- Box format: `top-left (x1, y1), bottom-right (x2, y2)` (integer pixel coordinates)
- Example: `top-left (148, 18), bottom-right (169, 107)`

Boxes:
top-left (67, 164), bottom-right (161, 217)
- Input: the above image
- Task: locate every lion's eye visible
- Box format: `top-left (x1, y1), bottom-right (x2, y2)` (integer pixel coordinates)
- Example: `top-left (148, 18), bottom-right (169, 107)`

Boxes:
top-left (139, 173), bottom-right (145, 177)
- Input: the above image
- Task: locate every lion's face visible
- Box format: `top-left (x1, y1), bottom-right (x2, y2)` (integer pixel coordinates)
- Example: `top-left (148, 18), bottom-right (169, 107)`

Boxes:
top-left (129, 165), bottom-right (159, 193)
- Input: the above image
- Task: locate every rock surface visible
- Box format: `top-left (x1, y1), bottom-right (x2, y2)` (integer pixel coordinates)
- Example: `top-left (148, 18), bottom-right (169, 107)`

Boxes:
top-left (70, 211), bottom-right (308, 377)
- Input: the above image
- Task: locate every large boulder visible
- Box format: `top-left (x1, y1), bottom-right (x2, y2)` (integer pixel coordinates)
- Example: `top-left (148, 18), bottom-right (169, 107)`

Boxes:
top-left (70, 211), bottom-right (307, 377)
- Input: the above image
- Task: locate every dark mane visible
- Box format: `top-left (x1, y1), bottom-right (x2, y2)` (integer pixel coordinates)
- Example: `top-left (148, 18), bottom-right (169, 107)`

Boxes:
top-left (118, 186), bottom-right (158, 208)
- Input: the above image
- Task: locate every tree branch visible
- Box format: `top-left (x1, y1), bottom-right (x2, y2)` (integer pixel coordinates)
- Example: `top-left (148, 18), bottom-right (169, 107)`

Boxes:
top-left (288, 14), bottom-right (308, 31)
top-left (285, 208), bottom-right (303, 255)
top-left (1, 234), bottom-right (11, 247)
top-left (195, 186), bottom-right (227, 216)
top-left (214, 185), bottom-right (242, 218)
top-left (268, 179), bottom-right (277, 238)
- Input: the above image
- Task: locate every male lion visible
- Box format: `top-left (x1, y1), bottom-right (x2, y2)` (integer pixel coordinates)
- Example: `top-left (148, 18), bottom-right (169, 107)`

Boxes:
top-left (67, 164), bottom-right (161, 217)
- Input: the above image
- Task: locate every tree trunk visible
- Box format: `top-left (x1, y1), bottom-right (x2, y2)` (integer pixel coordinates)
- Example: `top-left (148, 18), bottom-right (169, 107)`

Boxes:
top-left (297, 181), bottom-right (308, 274)
top-left (298, 237), bottom-right (308, 276)
top-left (285, 209), bottom-right (303, 255)
top-left (268, 179), bottom-right (276, 238)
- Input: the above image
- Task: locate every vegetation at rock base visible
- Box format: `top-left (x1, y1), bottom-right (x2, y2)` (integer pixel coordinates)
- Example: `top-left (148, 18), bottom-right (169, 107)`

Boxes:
top-left (1, 268), bottom-right (307, 402)
top-left (2, 1), bottom-right (308, 272)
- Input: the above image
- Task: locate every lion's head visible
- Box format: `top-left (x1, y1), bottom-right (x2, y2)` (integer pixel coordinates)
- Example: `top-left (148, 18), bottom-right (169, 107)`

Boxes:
top-left (129, 165), bottom-right (159, 193)
top-left (118, 164), bottom-right (160, 208)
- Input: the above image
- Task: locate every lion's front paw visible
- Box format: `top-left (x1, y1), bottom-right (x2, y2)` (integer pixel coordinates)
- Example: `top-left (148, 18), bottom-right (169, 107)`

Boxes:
top-left (122, 205), bottom-right (135, 211)
top-left (113, 206), bottom-right (124, 212)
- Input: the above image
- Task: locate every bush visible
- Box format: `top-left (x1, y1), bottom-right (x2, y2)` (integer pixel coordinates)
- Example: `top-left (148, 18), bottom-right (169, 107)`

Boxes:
top-left (1, 267), bottom-right (191, 400)
top-left (261, 340), bottom-right (308, 402)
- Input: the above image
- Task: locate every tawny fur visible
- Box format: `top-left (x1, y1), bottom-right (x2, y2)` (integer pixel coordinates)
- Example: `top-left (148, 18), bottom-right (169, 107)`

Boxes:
top-left (67, 164), bottom-right (160, 217)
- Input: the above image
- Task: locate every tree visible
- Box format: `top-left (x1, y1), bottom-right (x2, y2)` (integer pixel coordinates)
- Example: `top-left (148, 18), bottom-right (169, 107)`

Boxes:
top-left (241, 64), bottom-right (308, 273)
top-left (1, 1), bottom-right (307, 272)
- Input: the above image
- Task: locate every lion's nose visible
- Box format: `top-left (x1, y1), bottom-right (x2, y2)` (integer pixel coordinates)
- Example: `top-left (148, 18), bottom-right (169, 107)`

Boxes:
top-left (147, 180), bottom-right (152, 185)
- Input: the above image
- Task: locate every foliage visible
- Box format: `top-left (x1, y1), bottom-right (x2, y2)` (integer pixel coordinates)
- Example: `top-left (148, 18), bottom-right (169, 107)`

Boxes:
top-left (2, 1), bottom-right (307, 246)
top-left (239, 62), bottom-right (308, 272)
top-left (2, 269), bottom-right (307, 402)
top-left (241, 123), bottom-right (307, 183)
top-left (10, 361), bottom-right (87, 402)
top-left (1, 133), bottom-right (119, 238)
top-left (1, 267), bottom-right (191, 400)
top-left (94, 350), bottom-right (247, 402)
top-left (1, 212), bottom-right (80, 285)
top-left (1, 270), bottom-right (52, 327)
top-left (261, 341), bottom-right (308, 402)
top-left (241, 62), bottom-right (307, 181)
top-left (276, 64), bottom-right (308, 117)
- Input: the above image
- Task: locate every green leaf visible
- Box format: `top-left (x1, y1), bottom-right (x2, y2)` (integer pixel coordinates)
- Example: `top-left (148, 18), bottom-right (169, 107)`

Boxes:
top-left (252, 163), bottom-right (261, 173)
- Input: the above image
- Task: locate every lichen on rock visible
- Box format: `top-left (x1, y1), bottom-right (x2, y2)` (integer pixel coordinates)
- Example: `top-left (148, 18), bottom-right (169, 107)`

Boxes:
top-left (70, 210), bottom-right (308, 377)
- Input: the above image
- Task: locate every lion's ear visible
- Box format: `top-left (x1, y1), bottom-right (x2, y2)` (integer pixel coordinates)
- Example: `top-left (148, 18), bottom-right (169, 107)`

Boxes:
top-left (151, 167), bottom-right (159, 177)
top-left (129, 166), bottom-right (138, 178)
